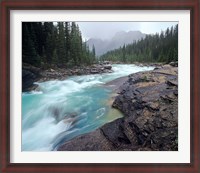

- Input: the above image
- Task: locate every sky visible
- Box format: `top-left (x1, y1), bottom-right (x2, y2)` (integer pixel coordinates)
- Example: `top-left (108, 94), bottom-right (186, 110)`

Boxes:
top-left (77, 22), bottom-right (178, 40)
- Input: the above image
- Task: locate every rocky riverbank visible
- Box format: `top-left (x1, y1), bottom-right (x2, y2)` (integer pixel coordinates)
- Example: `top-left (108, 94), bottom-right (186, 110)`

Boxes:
top-left (57, 64), bottom-right (178, 151)
top-left (22, 63), bottom-right (113, 92)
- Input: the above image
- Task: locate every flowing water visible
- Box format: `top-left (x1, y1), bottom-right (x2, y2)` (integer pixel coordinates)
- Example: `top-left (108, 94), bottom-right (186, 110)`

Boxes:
top-left (22, 64), bottom-right (154, 151)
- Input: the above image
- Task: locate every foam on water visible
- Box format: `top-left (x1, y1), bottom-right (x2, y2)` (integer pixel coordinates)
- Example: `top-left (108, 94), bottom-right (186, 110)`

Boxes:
top-left (22, 64), bottom-right (154, 151)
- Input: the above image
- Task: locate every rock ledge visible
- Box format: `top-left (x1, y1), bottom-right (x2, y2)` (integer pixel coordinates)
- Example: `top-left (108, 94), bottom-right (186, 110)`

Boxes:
top-left (58, 65), bottom-right (178, 151)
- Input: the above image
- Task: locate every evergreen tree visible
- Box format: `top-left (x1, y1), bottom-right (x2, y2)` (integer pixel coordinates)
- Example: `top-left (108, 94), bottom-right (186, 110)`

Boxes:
top-left (22, 22), bottom-right (97, 68)
top-left (70, 22), bottom-right (77, 65)
top-left (32, 22), bottom-right (44, 57)
top-left (101, 24), bottom-right (178, 63)
top-left (57, 22), bottom-right (66, 65)
top-left (65, 22), bottom-right (70, 63)
top-left (76, 24), bottom-right (83, 64)
top-left (22, 23), bottom-right (40, 66)
top-left (92, 44), bottom-right (96, 62)
top-left (122, 44), bottom-right (126, 62)
top-left (43, 22), bottom-right (55, 63)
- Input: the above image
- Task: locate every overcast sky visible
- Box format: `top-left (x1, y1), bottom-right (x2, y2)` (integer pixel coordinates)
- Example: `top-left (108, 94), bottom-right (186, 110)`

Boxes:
top-left (77, 22), bottom-right (178, 40)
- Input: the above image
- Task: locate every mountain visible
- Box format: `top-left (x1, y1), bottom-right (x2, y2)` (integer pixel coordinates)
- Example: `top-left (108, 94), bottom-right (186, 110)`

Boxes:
top-left (87, 31), bottom-right (146, 56)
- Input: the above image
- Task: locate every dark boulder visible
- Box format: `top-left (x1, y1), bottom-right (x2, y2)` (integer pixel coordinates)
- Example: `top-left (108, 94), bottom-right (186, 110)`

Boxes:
top-left (22, 69), bottom-right (38, 92)
top-left (57, 129), bottom-right (114, 151)
top-left (22, 69), bottom-right (37, 91)
top-left (104, 64), bottom-right (112, 70)
top-left (22, 64), bottom-right (41, 92)
top-left (37, 64), bottom-right (113, 82)
top-left (90, 68), bottom-right (99, 74)
top-left (169, 61), bottom-right (178, 67)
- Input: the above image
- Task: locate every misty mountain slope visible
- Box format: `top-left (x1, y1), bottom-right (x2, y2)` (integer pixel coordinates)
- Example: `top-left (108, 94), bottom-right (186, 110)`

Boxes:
top-left (87, 31), bottom-right (146, 56)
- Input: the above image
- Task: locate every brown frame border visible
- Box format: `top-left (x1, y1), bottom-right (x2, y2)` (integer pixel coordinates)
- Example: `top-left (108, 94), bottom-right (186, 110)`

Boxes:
top-left (0, 0), bottom-right (199, 172)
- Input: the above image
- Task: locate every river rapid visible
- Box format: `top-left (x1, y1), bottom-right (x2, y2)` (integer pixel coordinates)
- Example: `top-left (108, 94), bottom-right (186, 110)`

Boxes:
top-left (22, 64), bottom-right (154, 151)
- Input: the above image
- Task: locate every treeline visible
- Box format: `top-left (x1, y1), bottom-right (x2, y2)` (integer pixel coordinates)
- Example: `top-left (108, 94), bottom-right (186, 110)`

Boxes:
top-left (100, 24), bottom-right (178, 63)
top-left (22, 22), bottom-right (96, 68)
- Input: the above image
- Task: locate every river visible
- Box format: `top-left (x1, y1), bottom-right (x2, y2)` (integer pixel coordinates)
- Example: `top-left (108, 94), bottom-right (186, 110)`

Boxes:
top-left (22, 64), bottom-right (154, 151)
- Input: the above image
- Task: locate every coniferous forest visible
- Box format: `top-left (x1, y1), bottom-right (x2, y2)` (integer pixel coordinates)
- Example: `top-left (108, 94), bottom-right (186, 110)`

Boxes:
top-left (22, 22), bottom-right (96, 68)
top-left (22, 22), bottom-right (179, 152)
top-left (23, 22), bottom-right (178, 68)
top-left (100, 24), bottom-right (178, 63)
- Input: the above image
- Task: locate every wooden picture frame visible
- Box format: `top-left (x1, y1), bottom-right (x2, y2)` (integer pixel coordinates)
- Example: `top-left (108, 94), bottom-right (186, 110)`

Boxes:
top-left (0, 0), bottom-right (199, 172)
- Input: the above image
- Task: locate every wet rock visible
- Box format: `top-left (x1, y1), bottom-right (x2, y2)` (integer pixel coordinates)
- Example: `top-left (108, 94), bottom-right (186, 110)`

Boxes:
top-left (166, 79), bottom-right (178, 86)
top-left (90, 68), bottom-right (99, 74)
top-left (23, 63), bottom-right (119, 90)
top-left (147, 102), bottom-right (160, 111)
top-left (57, 129), bottom-right (114, 151)
top-left (104, 65), bottom-right (112, 70)
top-left (22, 69), bottom-right (37, 91)
top-left (169, 61), bottom-right (178, 67)
top-left (38, 64), bottom-right (113, 82)
top-left (22, 63), bottom-right (41, 92)
top-left (57, 65), bottom-right (178, 151)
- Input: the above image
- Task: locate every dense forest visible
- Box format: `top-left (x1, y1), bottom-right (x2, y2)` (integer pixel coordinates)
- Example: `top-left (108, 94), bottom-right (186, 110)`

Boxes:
top-left (22, 22), bottom-right (96, 68)
top-left (100, 24), bottom-right (178, 63)
top-left (23, 22), bottom-right (178, 68)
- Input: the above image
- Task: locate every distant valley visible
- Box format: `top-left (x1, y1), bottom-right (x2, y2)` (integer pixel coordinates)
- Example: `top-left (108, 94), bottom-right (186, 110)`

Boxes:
top-left (87, 30), bottom-right (146, 56)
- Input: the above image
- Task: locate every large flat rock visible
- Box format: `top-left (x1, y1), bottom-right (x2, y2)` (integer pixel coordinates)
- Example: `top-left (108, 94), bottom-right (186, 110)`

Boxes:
top-left (58, 65), bottom-right (178, 151)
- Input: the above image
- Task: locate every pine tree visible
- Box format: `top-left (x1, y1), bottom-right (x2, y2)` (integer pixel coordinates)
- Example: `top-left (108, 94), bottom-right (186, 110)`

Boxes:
top-left (101, 24), bottom-right (178, 63)
top-left (22, 22), bottom-right (99, 68)
top-left (92, 44), bottom-right (96, 62)
top-left (57, 22), bottom-right (66, 65)
top-left (76, 24), bottom-right (83, 64)
top-left (122, 44), bottom-right (126, 62)
top-left (43, 22), bottom-right (55, 64)
top-left (22, 23), bottom-right (40, 66)
top-left (32, 22), bottom-right (44, 57)
top-left (65, 22), bottom-right (70, 63)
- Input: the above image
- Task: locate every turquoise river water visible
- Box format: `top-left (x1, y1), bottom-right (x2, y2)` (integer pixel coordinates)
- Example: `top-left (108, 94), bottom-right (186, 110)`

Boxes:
top-left (22, 64), bottom-right (154, 151)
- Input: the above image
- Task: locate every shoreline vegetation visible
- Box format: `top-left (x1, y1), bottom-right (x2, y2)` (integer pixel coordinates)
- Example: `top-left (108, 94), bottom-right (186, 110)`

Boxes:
top-left (22, 22), bottom-right (178, 92)
top-left (22, 22), bottom-right (178, 151)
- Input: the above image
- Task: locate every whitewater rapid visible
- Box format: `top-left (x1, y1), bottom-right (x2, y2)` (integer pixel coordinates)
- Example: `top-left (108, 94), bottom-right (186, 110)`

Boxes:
top-left (22, 64), bottom-right (154, 151)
